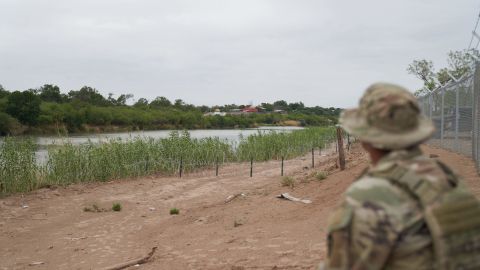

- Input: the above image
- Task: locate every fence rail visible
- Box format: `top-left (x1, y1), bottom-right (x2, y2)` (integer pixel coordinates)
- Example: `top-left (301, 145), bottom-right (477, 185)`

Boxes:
top-left (418, 63), bottom-right (480, 172)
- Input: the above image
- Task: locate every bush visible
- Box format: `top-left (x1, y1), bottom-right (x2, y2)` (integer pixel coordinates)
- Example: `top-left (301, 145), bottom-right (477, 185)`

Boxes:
top-left (0, 112), bottom-right (23, 136)
top-left (170, 208), bottom-right (179, 215)
top-left (314, 171), bottom-right (328, 181)
top-left (112, 203), bottom-right (122, 212)
top-left (6, 91), bottom-right (41, 125)
top-left (83, 204), bottom-right (103, 212)
top-left (281, 176), bottom-right (295, 188)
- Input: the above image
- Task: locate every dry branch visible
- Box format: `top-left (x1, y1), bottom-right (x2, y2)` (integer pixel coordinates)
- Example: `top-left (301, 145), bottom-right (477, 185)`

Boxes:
top-left (101, 247), bottom-right (157, 270)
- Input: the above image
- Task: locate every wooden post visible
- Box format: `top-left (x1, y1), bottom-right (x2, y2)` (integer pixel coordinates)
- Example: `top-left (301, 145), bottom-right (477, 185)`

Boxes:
top-left (250, 158), bottom-right (253, 177)
top-left (179, 157), bottom-right (183, 178)
top-left (311, 148), bottom-right (315, 168)
top-left (336, 126), bottom-right (346, 170)
top-left (347, 134), bottom-right (351, 151)
top-left (281, 156), bottom-right (284, 176)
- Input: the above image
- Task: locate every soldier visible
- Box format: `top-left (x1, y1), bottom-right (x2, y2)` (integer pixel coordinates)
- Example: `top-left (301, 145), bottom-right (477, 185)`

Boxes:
top-left (320, 83), bottom-right (480, 270)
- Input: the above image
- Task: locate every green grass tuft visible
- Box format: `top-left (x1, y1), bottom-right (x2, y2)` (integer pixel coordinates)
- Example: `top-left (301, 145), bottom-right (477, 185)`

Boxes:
top-left (83, 203), bottom-right (104, 212)
top-left (112, 203), bottom-right (122, 212)
top-left (314, 171), bottom-right (328, 181)
top-left (170, 208), bottom-right (180, 215)
top-left (281, 176), bottom-right (295, 188)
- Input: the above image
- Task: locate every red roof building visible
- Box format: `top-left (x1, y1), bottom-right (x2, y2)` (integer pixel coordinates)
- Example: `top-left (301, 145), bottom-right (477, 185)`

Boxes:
top-left (241, 106), bottom-right (258, 113)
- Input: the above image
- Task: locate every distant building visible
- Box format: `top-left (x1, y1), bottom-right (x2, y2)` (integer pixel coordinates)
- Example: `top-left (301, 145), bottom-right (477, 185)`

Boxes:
top-left (228, 108), bottom-right (243, 115)
top-left (204, 108), bottom-right (226, 116)
top-left (242, 106), bottom-right (258, 113)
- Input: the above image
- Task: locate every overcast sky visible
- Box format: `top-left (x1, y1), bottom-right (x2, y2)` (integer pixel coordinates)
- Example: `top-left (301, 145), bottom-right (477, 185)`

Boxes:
top-left (0, 0), bottom-right (479, 108)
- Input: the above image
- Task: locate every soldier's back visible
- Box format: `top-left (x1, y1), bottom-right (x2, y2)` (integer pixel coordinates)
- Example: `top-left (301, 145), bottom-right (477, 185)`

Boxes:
top-left (341, 148), bottom-right (435, 269)
top-left (327, 147), bottom-right (480, 269)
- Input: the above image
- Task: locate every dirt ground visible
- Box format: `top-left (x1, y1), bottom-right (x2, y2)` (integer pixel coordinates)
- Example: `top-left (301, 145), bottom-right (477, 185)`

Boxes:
top-left (1, 144), bottom-right (479, 270)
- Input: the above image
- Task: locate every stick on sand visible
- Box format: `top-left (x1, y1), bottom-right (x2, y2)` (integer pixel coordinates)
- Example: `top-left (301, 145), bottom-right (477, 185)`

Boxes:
top-left (101, 247), bottom-right (157, 270)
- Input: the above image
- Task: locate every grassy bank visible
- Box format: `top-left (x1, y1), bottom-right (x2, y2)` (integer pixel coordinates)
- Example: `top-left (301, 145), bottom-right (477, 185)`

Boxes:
top-left (236, 127), bottom-right (335, 161)
top-left (0, 127), bottom-right (335, 195)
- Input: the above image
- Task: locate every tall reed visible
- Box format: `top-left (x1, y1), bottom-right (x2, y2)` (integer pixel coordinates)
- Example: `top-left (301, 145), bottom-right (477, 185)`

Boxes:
top-left (1, 127), bottom-right (336, 195)
top-left (45, 131), bottom-right (234, 184)
top-left (235, 127), bottom-right (335, 161)
top-left (0, 137), bottom-right (38, 194)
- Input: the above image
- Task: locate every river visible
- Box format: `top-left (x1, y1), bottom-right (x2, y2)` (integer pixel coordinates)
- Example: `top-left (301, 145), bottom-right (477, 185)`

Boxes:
top-left (34, 126), bottom-right (303, 146)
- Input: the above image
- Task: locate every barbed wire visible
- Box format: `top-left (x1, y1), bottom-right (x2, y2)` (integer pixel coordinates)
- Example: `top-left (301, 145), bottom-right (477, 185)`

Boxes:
top-left (468, 9), bottom-right (480, 50)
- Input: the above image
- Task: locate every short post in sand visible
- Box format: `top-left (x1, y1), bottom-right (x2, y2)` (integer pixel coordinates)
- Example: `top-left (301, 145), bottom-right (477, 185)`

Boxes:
top-left (311, 147), bottom-right (315, 168)
top-left (250, 158), bottom-right (253, 177)
top-left (179, 157), bottom-right (183, 178)
top-left (281, 156), bottom-right (284, 176)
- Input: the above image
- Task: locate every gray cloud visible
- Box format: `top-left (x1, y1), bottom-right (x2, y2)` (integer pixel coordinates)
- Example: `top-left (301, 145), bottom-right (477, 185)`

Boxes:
top-left (0, 0), bottom-right (478, 107)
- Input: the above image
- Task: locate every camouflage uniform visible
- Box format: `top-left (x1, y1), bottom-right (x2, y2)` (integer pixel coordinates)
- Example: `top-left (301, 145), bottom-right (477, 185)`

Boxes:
top-left (321, 83), bottom-right (480, 270)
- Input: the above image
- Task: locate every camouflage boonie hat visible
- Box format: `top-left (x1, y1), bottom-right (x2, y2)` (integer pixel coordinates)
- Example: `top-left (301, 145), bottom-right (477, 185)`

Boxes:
top-left (340, 82), bottom-right (435, 150)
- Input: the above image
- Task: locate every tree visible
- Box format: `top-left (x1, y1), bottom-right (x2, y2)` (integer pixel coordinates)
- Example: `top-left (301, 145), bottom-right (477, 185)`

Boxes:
top-left (407, 49), bottom-right (480, 96)
top-left (68, 86), bottom-right (109, 106)
top-left (134, 98), bottom-right (149, 108)
top-left (150, 96), bottom-right (172, 108)
top-left (288, 102), bottom-right (305, 112)
top-left (445, 49), bottom-right (479, 79)
top-left (260, 102), bottom-right (274, 112)
top-left (174, 99), bottom-right (185, 108)
top-left (6, 91), bottom-right (41, 125)
top-left (39, 84), bottom-right (63, 103)
top-left (436, 68), bottom-right (451, 86)
top-left (198, 105), bottom-right (209, 113)
top-left (273, 100), bottom-right (288, 110)
top-left (108, 93), bottom-right (134, 106)
top-left (0, 84), bottom-right (9, 99)
top-left (0, 112), bottom-right (22, 135)
top-left (115, 94), bottom-right (133, 106)
top-left (407, 59), bottom-right (436, 94)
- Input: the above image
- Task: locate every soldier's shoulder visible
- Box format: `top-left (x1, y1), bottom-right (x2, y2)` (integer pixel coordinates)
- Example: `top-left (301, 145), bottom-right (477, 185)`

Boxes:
top-left (345, 172), bottom-right (414, 209)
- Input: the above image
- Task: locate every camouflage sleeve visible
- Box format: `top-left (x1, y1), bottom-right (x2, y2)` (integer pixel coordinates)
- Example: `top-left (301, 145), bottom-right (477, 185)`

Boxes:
top-left (324, 201), bottom-right (352, 270)
top-left (324, 198), bottom-right (398, 270)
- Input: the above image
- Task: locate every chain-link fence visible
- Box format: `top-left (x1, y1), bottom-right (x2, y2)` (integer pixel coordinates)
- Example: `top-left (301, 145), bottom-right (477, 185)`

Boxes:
top-left (418, 63), bottom-right (480, 171)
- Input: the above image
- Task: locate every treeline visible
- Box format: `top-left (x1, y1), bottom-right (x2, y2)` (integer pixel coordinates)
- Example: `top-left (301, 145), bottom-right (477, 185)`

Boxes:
top-left (0, 84), bottom-right (340, 136)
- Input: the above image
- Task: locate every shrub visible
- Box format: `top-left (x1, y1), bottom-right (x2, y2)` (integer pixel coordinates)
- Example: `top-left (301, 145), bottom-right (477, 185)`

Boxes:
top-left (83, 203), bottom-right (103, 212)
top-left (170, 208), bottom-right (179, 215)
top-left (281, 176), bottom-right (295, 188)
top-left (112, 203), bottom-right (122, 212)
top-left (314, 171), bottom-right (328, 181)
top-left (0, 112), bottom-right (23, 136)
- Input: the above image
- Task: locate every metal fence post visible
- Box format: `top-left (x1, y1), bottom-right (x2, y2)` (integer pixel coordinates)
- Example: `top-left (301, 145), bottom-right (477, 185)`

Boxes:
top-left (441, 87), bottom-right (445, 145)
top-left (474, 63), bottom-right (480, 169)
top-left (455, 86), bottom-right (460, 151)
top-left (429, 93), bottom-right (433, 118)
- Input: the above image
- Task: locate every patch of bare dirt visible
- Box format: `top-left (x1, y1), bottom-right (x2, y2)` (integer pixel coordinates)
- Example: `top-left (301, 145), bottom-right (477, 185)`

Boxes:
top-left (0, 144), bottom-right (478, 270)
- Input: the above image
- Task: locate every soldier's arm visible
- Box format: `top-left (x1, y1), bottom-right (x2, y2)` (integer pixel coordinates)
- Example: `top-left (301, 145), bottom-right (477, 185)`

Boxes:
top-left (324, 199), bottom-right (398, 270)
